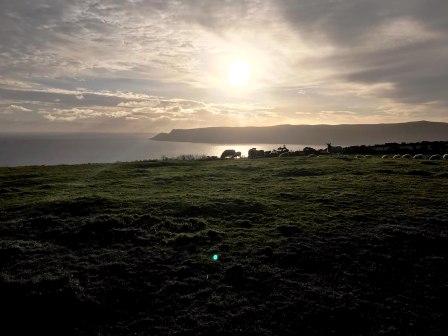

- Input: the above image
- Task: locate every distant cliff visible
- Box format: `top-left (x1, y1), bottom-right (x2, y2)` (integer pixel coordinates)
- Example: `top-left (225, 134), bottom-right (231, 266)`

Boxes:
top-left (151, 121), bottom-right (448, 146)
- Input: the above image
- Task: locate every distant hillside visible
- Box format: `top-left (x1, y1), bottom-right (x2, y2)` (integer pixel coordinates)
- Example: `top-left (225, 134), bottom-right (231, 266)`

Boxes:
top-left (151, 121), bottom-right (448, 146)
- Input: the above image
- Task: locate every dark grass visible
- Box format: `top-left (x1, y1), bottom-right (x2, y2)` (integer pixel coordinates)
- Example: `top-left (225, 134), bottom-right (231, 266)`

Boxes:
top-left (1, 157), bottom-right (448, 335)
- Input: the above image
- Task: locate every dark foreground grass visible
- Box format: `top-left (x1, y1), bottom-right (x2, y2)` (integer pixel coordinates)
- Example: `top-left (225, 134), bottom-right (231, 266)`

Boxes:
top-left (1, 157), bottom-right (447, 335)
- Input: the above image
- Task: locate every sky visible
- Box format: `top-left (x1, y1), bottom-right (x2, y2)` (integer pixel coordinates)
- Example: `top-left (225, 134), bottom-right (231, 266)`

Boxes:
top-left (1, 0), bottom-right (447, 133)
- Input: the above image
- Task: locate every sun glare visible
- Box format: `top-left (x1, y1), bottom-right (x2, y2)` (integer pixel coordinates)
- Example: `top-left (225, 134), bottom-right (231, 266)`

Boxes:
top-left (228, 59), bottom-right (251, 87)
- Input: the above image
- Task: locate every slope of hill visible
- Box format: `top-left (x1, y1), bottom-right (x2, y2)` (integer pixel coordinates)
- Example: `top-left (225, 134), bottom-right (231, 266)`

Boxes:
top-left (151, 121), bottom-right (448, 145)
top-left (1, 157), bottom-right (447, 335)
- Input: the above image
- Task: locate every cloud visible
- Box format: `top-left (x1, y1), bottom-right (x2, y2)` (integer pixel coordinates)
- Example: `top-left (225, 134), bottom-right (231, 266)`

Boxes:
top-left (208, 103), bottom-right (274, 112)
top-left (0, 0), bottom-right (447, 131)
top-left (319, 111), bottom-right (355, 116)
top-left (117, 99), bottom-right (160, 108)
top-left (2, 105), bottom-right (33, 114)
top-left (32, 90), bottom-right (277, 125)
top-left (274, 0), bottom-right (448, 106)
top-left (276, 0), bottom-right (448, 45)
top-left (40, 108), bottom-right (98, 122)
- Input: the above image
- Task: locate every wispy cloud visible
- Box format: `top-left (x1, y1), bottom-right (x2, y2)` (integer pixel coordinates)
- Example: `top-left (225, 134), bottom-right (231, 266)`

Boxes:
top-left (2, 105), bottom-right (33, 114)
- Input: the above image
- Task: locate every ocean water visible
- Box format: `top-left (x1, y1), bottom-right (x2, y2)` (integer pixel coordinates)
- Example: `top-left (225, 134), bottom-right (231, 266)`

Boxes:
top-left (0, 133), bottom-right (324, 167)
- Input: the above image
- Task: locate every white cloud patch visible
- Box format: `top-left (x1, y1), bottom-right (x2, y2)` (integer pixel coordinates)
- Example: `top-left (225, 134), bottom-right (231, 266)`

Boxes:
top-left (41, 108), bottom-right (98, 121)
top-left (35, 91), bottom-right (277, 127)
top-left (319, 111), bottom-right (356, 116)
top-left (117, 99), bottom-right (160, 108)
top-left (2, 105), bottom-right (33, 114)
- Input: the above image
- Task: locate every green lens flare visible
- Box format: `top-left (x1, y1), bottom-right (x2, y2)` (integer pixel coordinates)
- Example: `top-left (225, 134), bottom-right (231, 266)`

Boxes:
top-left (212, 254), bottom-right (219, 261)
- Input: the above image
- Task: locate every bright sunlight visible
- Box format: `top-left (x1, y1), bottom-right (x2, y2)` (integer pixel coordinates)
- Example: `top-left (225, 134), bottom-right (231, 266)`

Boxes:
top-left (228, 59), bottom-right (251, 87)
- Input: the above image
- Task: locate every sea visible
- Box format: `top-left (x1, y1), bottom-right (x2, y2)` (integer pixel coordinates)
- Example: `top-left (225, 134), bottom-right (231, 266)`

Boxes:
top-left (0, 133), bottom-right (324, 167)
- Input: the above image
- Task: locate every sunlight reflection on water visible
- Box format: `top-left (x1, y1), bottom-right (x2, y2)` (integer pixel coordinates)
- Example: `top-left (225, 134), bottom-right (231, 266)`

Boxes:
top-left (0, 133), bottom-right (324, 166)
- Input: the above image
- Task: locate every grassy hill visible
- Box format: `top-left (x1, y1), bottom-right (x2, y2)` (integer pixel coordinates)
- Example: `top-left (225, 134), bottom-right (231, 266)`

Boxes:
top-left (1, 157), bottom-right (448, 335)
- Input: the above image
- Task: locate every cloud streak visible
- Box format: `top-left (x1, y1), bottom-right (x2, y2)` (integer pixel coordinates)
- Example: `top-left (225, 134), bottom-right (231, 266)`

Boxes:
top-left (2, 105), bottom-right (33, 114)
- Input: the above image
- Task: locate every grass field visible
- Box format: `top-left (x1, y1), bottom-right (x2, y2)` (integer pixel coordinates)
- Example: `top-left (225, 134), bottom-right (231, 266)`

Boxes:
top-left (1, 157), bottom-right (447, 335)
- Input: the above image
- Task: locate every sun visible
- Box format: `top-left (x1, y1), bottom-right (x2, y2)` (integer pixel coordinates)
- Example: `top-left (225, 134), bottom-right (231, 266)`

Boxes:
top-left (227, 59), bottom-right (251, 87)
